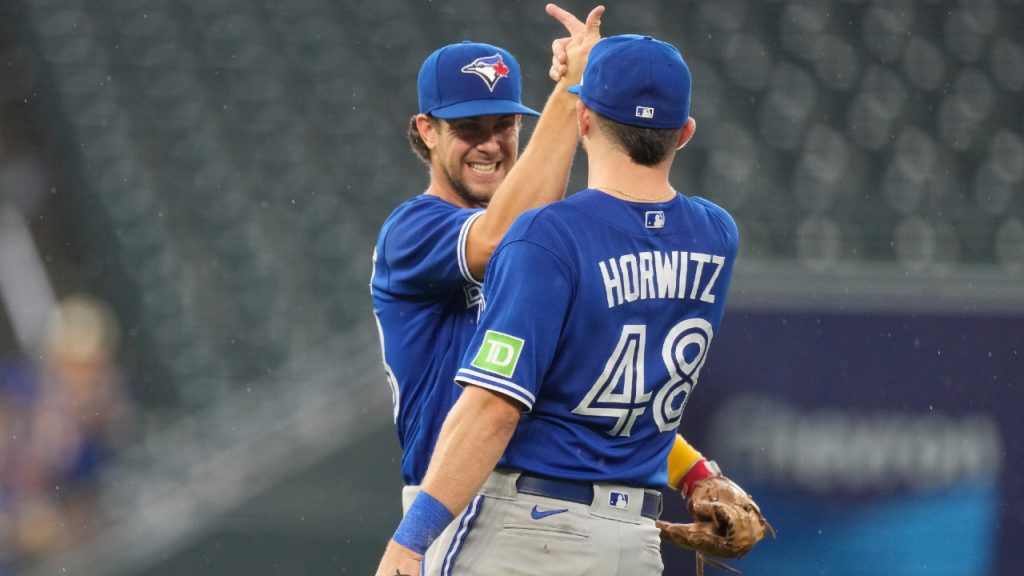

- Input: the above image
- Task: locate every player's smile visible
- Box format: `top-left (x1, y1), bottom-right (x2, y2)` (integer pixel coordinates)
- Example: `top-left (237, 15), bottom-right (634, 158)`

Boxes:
top-left (463, 158), bottom-right (505, 187)
top-left (460, 157), bottom-right (508, 205)
top-left (431, 113), bottom-right (520, 206)
top-left (468, 162), bottom-right (498, 174)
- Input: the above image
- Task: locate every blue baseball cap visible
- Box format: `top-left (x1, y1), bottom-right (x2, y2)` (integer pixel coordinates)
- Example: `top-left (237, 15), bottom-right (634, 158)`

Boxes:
top-left (568, 35), bottom-right (691, 129)
top-left (418, 41), bottom-right (540, 119)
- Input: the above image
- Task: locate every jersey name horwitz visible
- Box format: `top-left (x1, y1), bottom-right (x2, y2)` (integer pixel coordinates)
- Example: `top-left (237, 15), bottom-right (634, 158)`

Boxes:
top-left (598, 250), bottom-right (726, 308)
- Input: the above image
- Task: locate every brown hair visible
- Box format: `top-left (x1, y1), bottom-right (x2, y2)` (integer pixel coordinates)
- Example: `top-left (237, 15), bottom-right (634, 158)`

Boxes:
top-left (407, 114), bottom-right (439, 165)
top-left (595, 114), bottom-right (682, 167)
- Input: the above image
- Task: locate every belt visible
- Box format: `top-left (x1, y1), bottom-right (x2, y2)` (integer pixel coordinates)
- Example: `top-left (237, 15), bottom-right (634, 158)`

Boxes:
top-left (516, 473), bottom-right (662, 520)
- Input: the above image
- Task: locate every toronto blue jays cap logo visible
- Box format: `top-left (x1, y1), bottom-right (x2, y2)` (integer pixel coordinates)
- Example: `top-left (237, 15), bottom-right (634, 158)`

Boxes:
top-left (461, 54), bottom-right (510, 92)
top-left (418, 42), bottom-right (539, 119)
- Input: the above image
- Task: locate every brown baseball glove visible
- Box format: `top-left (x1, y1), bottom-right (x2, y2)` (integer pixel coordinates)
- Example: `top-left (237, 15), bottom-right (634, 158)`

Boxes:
top-left (657, 475), bottom-right (775, 575)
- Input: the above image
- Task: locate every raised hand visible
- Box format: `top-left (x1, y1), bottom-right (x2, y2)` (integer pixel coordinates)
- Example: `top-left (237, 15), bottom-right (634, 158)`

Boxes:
top-left (545, 4), bottom-right (604, 83)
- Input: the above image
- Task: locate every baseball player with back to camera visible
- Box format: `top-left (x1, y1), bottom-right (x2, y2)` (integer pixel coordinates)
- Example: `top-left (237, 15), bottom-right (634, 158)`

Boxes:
top-left (375, 20), bottom-right (773, 576)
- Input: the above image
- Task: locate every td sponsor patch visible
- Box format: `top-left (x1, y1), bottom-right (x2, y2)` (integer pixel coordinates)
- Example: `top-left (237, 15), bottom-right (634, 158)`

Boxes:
top-left (471, 330), bottom-right (524, 378)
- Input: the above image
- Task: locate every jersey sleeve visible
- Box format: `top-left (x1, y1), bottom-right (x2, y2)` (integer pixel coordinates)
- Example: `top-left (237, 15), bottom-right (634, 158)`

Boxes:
top-left (455, 239), bottom-right (573, 411)
top-left (695, 196), bottom-right (740, 258)
top-left (376, 199), bottom-right (484, 296)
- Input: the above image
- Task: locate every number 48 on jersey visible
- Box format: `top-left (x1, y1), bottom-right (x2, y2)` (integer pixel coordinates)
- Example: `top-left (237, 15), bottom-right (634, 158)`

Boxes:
top-left (572, 319), bottom-right (713, 437)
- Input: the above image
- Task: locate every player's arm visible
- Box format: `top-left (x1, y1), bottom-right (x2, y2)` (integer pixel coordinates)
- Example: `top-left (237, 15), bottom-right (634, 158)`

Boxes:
top-left (667, 433), bottom-right (721, 497)
top-left (375, 386), bottom-right (521, 576)
top-left (463, 4), bottom-right (604, 279)
top-left (377, 201), bottom-right (576, 574)
top-left (421, 386), bottom-right (521, 520)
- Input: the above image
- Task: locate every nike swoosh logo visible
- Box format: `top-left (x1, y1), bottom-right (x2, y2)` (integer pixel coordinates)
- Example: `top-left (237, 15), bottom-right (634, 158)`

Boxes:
top-left (530, 505), bottom-right (569, 520)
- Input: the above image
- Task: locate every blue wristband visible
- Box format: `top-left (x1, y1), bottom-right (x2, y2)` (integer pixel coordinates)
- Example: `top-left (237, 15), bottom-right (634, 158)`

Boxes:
top-left (392, 490), bottom-right (455, 554)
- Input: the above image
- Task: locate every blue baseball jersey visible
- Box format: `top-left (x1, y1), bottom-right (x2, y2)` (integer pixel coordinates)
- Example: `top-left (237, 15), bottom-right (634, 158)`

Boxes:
top-left (456, 189), bottom-right (738, 488)
top-left (371, 195), bottom-right (485, 485)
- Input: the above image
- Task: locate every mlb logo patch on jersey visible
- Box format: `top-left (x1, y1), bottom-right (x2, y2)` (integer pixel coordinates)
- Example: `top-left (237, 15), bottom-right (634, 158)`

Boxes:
top-left (609, 491), bottom-right (629, 510)
top-left (645, 211), bottom-right (665, 229)
top-left (470, 330), bottom-right (524, 378)
top-left (461, 54), bottom-right (510, 92)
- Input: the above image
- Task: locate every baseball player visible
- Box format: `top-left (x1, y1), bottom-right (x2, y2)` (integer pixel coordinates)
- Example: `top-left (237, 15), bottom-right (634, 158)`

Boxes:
top-left (376, 32), bottom-right (771, 576)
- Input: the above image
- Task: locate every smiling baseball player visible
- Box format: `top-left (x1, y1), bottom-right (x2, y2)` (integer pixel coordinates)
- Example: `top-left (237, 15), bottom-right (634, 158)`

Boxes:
top-left (370, 5), bottom-right (603, 571)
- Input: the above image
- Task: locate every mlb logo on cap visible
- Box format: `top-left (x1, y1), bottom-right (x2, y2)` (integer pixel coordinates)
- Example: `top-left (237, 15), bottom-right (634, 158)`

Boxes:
top-left (418, 41), bottom-right (540, 119)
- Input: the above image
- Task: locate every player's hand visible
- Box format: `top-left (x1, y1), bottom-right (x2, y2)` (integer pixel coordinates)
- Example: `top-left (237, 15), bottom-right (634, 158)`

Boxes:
top-left (685, 475), bottom-right (775, 557)
top-left (545, 4), bottom-right (604, 83)
top-left (374, 540), bottom-right (422, 576)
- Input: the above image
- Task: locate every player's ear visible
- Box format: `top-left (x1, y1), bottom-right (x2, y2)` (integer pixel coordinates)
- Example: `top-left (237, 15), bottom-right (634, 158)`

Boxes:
top-left (416, 114), bottom-right (439, 149)
top-left (576, 99), bottom-right (591, 138)
top-left (676, 117), bottom-right (696, 150)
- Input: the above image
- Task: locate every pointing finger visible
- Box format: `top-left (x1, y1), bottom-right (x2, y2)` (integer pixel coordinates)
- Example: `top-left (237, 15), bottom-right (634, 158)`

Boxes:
top-left (545, 3), bottom-right (585, 35)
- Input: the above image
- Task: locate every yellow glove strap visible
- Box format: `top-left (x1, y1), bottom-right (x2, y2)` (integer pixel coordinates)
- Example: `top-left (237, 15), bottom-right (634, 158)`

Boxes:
top-left (666, 433), bottom-right (704, 489)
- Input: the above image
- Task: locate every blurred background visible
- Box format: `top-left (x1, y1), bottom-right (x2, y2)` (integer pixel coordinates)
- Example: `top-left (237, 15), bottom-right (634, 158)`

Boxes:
top-left (0, 0), bottom-right (1020, 574)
